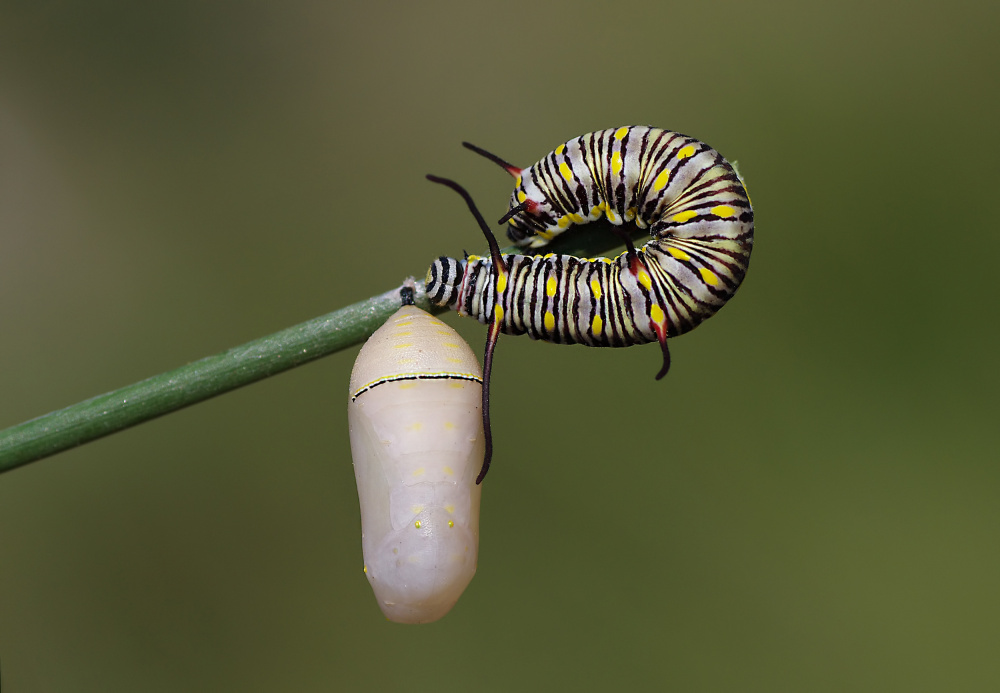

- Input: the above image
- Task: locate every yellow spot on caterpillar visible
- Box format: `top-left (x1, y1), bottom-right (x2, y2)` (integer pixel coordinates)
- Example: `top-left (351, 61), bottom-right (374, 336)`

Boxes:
top-left (444, 504), bottom-right (455, 514)
top-left (467, 254), bottom-right (481, 261)
top-left (602, 257), bottom-right (614, 264)
top-left (544, 311), bottom-right (556, 331)
top-left (625, 207), bottom-right (636, 221)
top-left (546, 276), bottom-right (558, 297)
top-left (712, 205), bottom-right (735, 217)
top-left (614, 126), bottom-right (629, 140)
top-left (536, 229), bottom-right (554, 240)
top-left (393, 343), bottom-right (414, 348)
top-left (496, 272), bottom-right (507, 294)
top-left (699, 267), bottom-right (720, 286)
top-left (515, 175), bottom-right (522, 186)
top-left (557, 215), bottom-right (570, 228)
top-left (592, 314), bottom-right (603, 336)
top-left (672, 210), bottom-right (698, 223)
top-left (590, 278), bottom-right (602, 299)
top-left (569, 212), bottom-right (585, 223)
top-left (591, 205), bottom-right (603, 217)
top-left (653, 170), bottom-right (670, 191)
top-left (414, 521), bottom-right (422, 529)
top-left (494, 305), bottom-right (504, 324)
top-left (443, 466), bottom-right (454, 477)
top-left (406, 422), bottom-right (423, 432)
top-left (612, 151), bottom-right (623, 175)
top-left (543, 253), bottom-right (556, 259)
top-left (678, 145), bottom-right (695, 159)
top-left (555, 143), bottom-right (566, 155)
top-left (606, 208), bottom-right (617, 222)
top-left (650, 304), bottom-right (665, 324)
top-left (638, 270), bottom-right (652, 290)
top-left (667, 246), bottom-right (691, 261)
top-left (517, 190), bottom-right (527, 203)
top-left (559, 162), bottom-right (573, 181)
top-left (448, 520), bottom-right (455, 528)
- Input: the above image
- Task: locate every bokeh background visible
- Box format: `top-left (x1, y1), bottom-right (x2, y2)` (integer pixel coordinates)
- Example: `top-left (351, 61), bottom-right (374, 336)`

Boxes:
top-left (1, 1), bottom-right (998, 690)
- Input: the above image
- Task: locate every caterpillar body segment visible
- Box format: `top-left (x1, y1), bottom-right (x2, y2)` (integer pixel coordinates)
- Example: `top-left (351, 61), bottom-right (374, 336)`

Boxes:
top-left (425, 126), bottom-right (754, 481)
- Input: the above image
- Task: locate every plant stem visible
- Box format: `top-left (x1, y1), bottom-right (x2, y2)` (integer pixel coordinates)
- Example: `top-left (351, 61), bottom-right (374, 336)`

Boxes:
top-left (0, 223), bottom-right (637, 475)
top-left (0, 282), bottom-right (438, 475)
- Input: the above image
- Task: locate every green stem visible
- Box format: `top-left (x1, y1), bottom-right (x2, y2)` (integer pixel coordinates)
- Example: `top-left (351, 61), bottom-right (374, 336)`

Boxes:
top-left (0, 282), bottom-right (438, 475)
top-left (0, 223), bottom-right (637, 475)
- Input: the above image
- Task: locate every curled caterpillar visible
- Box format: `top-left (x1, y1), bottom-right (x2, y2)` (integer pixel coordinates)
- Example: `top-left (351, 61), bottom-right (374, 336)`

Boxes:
top-left (426, 126), bottom-right (754, 483)
top-left (348, 287), bottom-right (484, 624)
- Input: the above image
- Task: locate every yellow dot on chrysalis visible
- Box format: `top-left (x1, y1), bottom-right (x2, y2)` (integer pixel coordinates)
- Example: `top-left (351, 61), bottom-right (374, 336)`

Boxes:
top-left (443, 466), bottom-right (454, 476)
top-left (496, 272), bottom-right (507, 294)
top-left (612, 151), bottom-right (623, 175)
top-left (614, 126), bottom-right (629, 140)
top-left (592, 314), bottom-right (603, 336)
top-left (711, 205), bottom-right (735, 217)
top-left (650, 304), bottom-right (665, 324)
top-left (678, 145), bottom-right (695, 159)
top-left (544, 311), bottom-right (556, 331)
top-left (397, 382), bottom-right (416, 390)
top-left (590, 278), bottom-right (602, 299)
top-left (555, 143), bottom-right (566, 155)
top-left (559, 162), bottom-right (573, 181)
top-left (393, 343), bottom-right (414, 348)
top-left (638, 270), bottom-right (652, 290)
top-left (653, 170), bottom-right (670, 191)
top-left (406, 422), bottom-right (423, 432)
top-left (546, 275), bottom-right (558, 297)
top-left (517, 190), bottom-right (527, 203)
top-left (411, 468), bottom-right (425, 477)
top-left (667, 246), bottom-right (691, 261)
top-left (414, 521), bottom-right (422, 528)
top-left (699, 267), bottom-right (720, 286)
top-left (448, 520), bottom-right (455, 528)
top-left (363, 565), bottom-right (367, 574)
top-left (444, 504), bottom-right (455, 514)
top-left (673, 210), bottom-right (698, 223)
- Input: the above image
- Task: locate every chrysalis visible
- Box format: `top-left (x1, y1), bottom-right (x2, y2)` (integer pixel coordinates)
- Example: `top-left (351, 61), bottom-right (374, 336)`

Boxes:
top-left (348, 304), bottom-right (484, 623)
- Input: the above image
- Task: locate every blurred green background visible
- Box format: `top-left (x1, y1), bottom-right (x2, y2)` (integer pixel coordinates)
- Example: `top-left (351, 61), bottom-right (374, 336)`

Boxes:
top-left (1, 0), bottom-right (998, 690)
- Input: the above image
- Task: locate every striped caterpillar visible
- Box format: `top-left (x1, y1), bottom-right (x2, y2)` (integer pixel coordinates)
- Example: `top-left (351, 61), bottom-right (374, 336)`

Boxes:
top-left (348, 288), bottom-right (484, 624)
top-left (426, 126), bottom-right (754, 483)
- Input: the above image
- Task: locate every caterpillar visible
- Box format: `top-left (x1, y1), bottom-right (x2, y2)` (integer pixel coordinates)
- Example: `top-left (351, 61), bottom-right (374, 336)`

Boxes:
top-left (425, 126), bottom-right (754, 483)
top-left (348, 288), bottom-right (484, 624)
